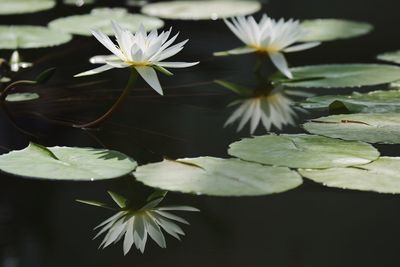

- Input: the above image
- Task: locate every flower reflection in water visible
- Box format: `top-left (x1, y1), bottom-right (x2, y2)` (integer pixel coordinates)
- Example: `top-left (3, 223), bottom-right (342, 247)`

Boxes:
top-left (220, 82), bottom-right (310, 134)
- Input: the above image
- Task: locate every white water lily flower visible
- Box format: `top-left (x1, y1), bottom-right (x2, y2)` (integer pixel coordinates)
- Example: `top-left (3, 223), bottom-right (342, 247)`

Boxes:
top-left (75, 21), bottom-right (199, 95)
top-left (225, 88), bottom-right (308, 134)
top-left (94, 198), bottom-right (199, 254)
top-left (216, 15), bottom-right (320, 79)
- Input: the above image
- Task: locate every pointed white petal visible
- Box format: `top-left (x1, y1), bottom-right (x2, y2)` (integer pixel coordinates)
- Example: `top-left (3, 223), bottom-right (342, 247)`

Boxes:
top-left (74, 64), bottom-right (114, 77)
top-left (269, 52), bottom-right (293, 79)
top-left (283, 42), bottom-right (321, 53)
top-left (135, 66), bottom-right (163, 95)
top-left (91, 30), bottom-right (125, 60)
top-left (213, 46), bottom-right (256, 56)
top-left (156, 61), bottom-right (199, 68)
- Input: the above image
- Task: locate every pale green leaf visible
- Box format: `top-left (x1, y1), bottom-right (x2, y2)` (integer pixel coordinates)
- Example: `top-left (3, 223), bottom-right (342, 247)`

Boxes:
top-left (0, 143), bottom-right (138, 180)
top-left (0, 25), bottom-right (72, 49)
top-left (273, 64), bottom-right (400, 88)
top-left (5, 92), bottom-right (39, 102)
top-left (299, 19), bottom-right (373, 42)
top-left (134, 157), bottom-right (302, 196)
top-left (377, 50), bottom-right (400, 64)
top-left (0, 0), bottom-right (55, 15)
top-left (228, 134), bottom-right (379, 169)
top-left (48, 8), bottom-right (164, 36)
top-left (299, 157), bottom-right (400, 194)
top-left (141, 0), bottom-right (261, 20)
top-left (303, 113), bottom-right (400, 144)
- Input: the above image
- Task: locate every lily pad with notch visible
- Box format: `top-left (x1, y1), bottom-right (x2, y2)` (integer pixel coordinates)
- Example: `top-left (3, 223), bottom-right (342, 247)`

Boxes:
top-left (299, 157), bottom-right (400, 194)
top-left (272, 64), bottom-right (400, 88)
top-left (134, 156), bottom-right (302, 196)
top-left (303, 113), bottom-right (400, 144)
top-left (0, 143), bottom-right (137, 180)
top-left (228, 134), bottom-right (379, 169)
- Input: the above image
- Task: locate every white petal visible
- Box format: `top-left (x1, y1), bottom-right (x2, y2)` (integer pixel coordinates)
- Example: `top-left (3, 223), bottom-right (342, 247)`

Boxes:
top-left (91, 30), bottom-right (125, 60)
top-left (156, 61), bottom-right (199, 68)
top-left (269, 52), bottom-right (293, 79)
top-left (105, 60), bottom-right (130, 68)
top-left (213, 46), bottom-right (256, 56)
top-left (283, 42), bottom-right (321, 53)
top-left (74, 64), bottom-right (114, 77)
top-left (135, 66), bottom-right (163, 95)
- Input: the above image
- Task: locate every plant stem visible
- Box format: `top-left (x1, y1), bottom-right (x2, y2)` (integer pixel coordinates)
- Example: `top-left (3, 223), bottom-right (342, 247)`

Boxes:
top-left (73, 68), bottom-right (138, 129)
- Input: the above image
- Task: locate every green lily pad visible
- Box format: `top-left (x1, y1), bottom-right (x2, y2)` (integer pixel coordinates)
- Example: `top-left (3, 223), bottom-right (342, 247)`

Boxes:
top-left (63, 0), bottom-right (95, 6)
top-left (299, 157), bottom-right (400, 194)
top-left (377, 50), bottom-right (400, 64)
top-left (300, 89), bottom-right (400, 113)
top-left (0, 0), bottom-right (55, 15)
top-left (299, 19), bottom-right (373, 42)
top-left (0, 143), bottom-right (137, 180)
top-left (0, 25), bottom-right (72, 49)
top-left (273, 64), bottom-right (400, 88)
top-left (48, 7), bottom-right (164, 36)
top-left (228, 134), bottom-right (379, 169)
top-left (5, 92), bottom-right (39, 102)
top-left (141, 1), bottom-right (261, 20)
top-left (304, 113), bottom-right (400, 144)
top-left (134, 157), bottom-right (302, 196)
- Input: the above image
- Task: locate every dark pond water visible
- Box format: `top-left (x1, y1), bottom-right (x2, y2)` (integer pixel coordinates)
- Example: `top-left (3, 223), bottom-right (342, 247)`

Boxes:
top-left (1, 0), bottom-right (400, 266)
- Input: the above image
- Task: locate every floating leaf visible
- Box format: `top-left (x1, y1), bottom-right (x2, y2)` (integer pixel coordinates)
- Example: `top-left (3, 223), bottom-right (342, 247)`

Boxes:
top-left (300, 89), bottom-right (400, 113)
top-left (5, 92), bottom-right (39, 102)
top-left (48, 8), bottom-right (164, 36)
top-left (377, 50), bottom-right (400, 64)
top-left (0, 143), bottom-right (137, 180)
top-left (0, 26), bottom-right (72, 49)
top-left (134, 157), bottom-right (302, 196)
top-left (299, 157), bottom-right (400, 194)
top-left (141, 1), bottom-right (261, 20)
top-left (272, 64), bottom-right (400, 88)
top-left (63, 0), bottom-right (95, 6)
top-left (304, 113), bottom-right (400, 144)
top-left (228, 134), bottom-right (379, 169)
top-left (0, 0), bottom-right (55, 15)
top-left (299, 19), bottom-right (373, 42)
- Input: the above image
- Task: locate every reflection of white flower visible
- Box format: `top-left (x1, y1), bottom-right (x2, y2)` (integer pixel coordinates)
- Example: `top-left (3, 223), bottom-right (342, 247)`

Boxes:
top-left (216, 15), bottom-right (320, 78)
top-left (225, 89), bottom-right (307, 134)
top-left (75, 21), bottom-right (199, 95)
top-left (9, 51), bottom-right (32, 72)
top-left (94, 197), bottom-right (199, 254)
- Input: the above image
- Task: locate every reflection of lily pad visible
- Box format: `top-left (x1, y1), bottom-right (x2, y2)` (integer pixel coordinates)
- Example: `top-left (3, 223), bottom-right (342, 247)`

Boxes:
top-left (273, 64), bottom-right (400, 88)
top-left (377, 50), bottom-right (400, 64)
top-left (48, 7), bottom-right (164, 36)
top-left (134, 157), bottom-right (302, 196)
top-left (0, 143), bottom-right (137, 180)
top-left (5, 92), bottom-right (39, 102)
top-left (299, 19), bottom-right (373, 42)
top-left (300, 89), bottom-right (400, 113)
top-left (304, 113), bottom-right (400, 144)
top-left (228, 134), bottom-right (379, 169)
top-left (0, 26), bottom-right (72, 49)
top-left (0, 0), bottom-right (55, 15)
top-left (141, 1), bottom-right (261, 20)
top-left (299, 157), bottom-right (400, 194)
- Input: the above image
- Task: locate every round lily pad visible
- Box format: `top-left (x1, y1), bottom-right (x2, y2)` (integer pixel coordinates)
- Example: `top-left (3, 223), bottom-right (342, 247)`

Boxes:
top-left (0, 25), bottom-right (72, 50)
top-left (228, 134), bottom-right (379, 169)
top-left (273, 64), bottom-right (400, 88)
top-left (63, 0), bottom-right (95, 6)
top-left (304, 113), bottom-right (400, 144)
top-left (5, 92), bottom-right (39, 102)
top-left (0, 0), bottom-right (55, 15)
top-left (377, 50), bottom-right (400, 64)
top-left (299, 157), bottom-right (400, 194)
top-left (134, 157), bottom-right (302, 196)
top-left (48, 7), bottom-right (164, 36)
top-left (141, 1), bottom-right (261, 20)
top-left (0, 143), bottom-right (138, 180)
top-left (300, 89), bottom-right (400, 113)
top-left (299, 19), bottom-right (373, 42)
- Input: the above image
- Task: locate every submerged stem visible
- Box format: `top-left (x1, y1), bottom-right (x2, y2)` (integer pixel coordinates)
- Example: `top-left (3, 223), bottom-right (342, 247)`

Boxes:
top-left (73, 69), bottom-right (138, 129)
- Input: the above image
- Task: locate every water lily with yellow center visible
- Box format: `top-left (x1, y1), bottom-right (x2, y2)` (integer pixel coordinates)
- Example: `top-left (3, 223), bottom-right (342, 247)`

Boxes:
top-left (214, 15), bottom-right (320, 79)
top-left (75, 21), bottom-right (199, 95)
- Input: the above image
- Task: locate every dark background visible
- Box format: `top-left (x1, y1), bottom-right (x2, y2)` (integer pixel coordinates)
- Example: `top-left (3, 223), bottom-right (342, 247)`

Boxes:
top-left (1, 0), bottom-right (400, 266)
